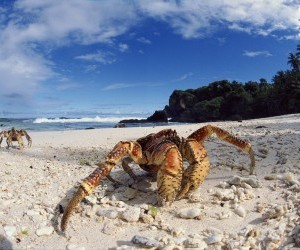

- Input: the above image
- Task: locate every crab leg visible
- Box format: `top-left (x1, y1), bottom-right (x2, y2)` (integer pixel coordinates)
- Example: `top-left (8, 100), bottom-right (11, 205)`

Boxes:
top-left (176, 139), bottom-right (209, 200)
top-left (61, 141), bottom-right (146, 231)
top-left (106, 157), bottom-right (138, 184)
top-left (21, 130), bottom-right (32, 147)
top-left (0, 132), bottom-right (3, 147)
top-left (188, 125), bottom-right (255, 174)
top-left (151, 141), bottom-right (183, 205)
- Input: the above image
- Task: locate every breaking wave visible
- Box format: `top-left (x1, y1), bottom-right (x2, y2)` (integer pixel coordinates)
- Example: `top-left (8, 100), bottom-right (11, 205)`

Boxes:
top-left (33, 116), bottom-right (145, 124)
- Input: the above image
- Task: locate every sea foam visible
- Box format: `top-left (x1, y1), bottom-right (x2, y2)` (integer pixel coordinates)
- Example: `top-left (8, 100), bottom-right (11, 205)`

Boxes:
top-left (33, 116), bottom-right (144, 124)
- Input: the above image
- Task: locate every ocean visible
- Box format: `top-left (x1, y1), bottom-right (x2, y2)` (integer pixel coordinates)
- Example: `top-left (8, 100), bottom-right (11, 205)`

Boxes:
top-left (0, 114), bottom-right (164, 132)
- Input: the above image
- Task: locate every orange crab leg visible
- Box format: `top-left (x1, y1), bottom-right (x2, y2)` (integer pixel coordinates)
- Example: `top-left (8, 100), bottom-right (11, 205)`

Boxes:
top-left (177, 139), bottom-right (210, 200)
top-left (151, 141), bottom-right (183, 204)
top-left (61, 141), bottom-right (146, 231)
top-left (188, 125), bottom-right (255, 174)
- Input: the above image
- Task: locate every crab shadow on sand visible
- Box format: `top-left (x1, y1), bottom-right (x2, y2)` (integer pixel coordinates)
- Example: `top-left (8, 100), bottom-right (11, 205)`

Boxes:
top-left (0, 234), bottom-right (13, 250)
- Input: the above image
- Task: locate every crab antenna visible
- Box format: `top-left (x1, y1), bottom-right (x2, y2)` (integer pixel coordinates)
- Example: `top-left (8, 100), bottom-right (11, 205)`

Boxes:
top-left (61, 164), bottom-right (111, 231)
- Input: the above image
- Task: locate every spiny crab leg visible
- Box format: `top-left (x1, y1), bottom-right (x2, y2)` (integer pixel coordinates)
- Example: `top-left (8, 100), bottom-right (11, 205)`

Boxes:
top-left (61, 141), bottom-right (146, 232)
top-left (188, 125), bottom-right (256, 174)
top-left (176, 139), bottom-right (210, 200)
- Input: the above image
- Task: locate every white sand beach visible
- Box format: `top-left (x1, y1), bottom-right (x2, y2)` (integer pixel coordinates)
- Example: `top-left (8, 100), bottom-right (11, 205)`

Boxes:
top-left (0, 114), bottom-right (300, 249)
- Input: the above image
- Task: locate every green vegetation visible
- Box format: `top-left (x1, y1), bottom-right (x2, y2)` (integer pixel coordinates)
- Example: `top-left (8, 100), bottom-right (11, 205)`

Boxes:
top-left (164, 45), bottom-right (300, 123)
top-left (79, 159), bottom-right (91, 166)
top-left (20, 229), bottom-right (29, 236)
top-left (148, 206), bottom-right (159, 217)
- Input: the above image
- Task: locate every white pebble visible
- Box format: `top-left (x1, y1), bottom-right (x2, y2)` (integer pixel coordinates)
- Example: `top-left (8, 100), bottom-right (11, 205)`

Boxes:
top-left (96, 208), bottom-right (119, 219)
top-left (4, 225), bottom-right (17, 237)
top-left (215, 189), bottom-right (235, 201)
top-left (178, 207), bottom-right (202, 219)
top-left (66, 244), bottom-right (86, 250)
top-left (36, 226), bottom-right (54, 236)
top-left (216, 211), bottom-right (232, 220)
top-left (206, 233), bottom-right (223, 244)
top-left (121, 206), bottom-right (140, 222)
top-left (183, 238), bottom-right (207, 248)
top-left (234, 206), bottom-right (246, 217)
top-left (84, 195), bottom-right (98, 205)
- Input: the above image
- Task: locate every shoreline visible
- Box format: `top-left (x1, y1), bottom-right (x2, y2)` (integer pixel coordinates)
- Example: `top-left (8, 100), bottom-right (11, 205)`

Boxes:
top-left (0, 113), bottom-right (299, 133)
top-left (0, 114), bottom-right (300, 249)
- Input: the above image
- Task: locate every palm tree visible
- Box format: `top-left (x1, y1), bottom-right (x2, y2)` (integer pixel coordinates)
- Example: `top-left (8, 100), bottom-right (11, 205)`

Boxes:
top-left (287, 53), bottom-right (300, 72)
top-left (296, 44), bottom-right (300, 58)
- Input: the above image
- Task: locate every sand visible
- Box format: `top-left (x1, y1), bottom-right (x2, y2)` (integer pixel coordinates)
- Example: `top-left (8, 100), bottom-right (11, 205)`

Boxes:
top-left (0, 114), bottom-right (300, 249)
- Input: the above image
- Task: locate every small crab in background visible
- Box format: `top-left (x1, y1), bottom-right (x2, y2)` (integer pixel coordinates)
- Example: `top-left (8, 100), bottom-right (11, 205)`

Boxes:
top-left (0, 127), bottom-right (32, 149)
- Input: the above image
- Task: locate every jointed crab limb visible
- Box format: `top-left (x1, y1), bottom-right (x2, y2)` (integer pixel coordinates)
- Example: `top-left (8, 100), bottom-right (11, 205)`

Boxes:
top-left (0, 131), bottom-right (6, 147)
top-left (154, 142), bottom-right (183, 204)
top-left (122, 157), bottom-right (139, 181)
top-left (19, 129), bottom-right (32, 147)
top-left (176, 140), bottom-right (210, 200)
top-left (61, 141), bottom-right (146, 231)
top-left (105, 157), bottom-right (138, 185)
top-left (61, 164), bottom-right (111, 232)
top-left (188, 125), bottom-right (255, 174)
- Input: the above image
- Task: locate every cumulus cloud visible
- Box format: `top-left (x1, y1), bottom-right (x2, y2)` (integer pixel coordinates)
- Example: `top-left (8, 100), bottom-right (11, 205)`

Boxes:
top-left (0, 0), bottom-right (299, 110)
top-left (137, 0), bottom-right (300, 39)
top-left (0, 0), bottom-right (138, 107)
top-left (243, 50), bottom-right (273, 57)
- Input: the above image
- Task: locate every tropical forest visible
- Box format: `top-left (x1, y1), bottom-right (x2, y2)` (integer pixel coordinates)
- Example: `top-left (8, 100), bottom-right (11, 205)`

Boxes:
top-left (162, 45), bottom-right (300, 123)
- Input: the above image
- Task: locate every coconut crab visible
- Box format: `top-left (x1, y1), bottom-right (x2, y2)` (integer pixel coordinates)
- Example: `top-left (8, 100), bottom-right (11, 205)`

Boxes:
top-left (0, 128), bottom-right (32, 149)
top-left (61, 125), bottom-right (255, 231)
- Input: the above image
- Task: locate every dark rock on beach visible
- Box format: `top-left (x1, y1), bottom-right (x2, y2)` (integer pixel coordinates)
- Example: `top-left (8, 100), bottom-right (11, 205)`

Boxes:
top-left (119, 110), bottom-right (168, 124)
top-left (113, 123), bottom-right (126, 128)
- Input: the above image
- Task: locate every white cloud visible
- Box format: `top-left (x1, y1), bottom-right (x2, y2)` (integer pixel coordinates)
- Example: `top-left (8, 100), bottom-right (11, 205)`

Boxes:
top-left (243, 50), bottom-right (273, 57)
top-left (173, 73), bottom-right (193, 82)
top-left (75, 51), bottom-right (116, 64)
top-left (119, 43), bottom-right (129, 52)
top-left (0, 0), bottom-right (299, 109)
top-left (137, 0), bottom-right (300, 39)
top-left (137, 37), bottom-right (152, 44)
top-left (84, 65), bottom-right (99, 73)
top-left (102, 83), bottom-right (136, 91)
top-left (0, 0), bottom-right (138, 106)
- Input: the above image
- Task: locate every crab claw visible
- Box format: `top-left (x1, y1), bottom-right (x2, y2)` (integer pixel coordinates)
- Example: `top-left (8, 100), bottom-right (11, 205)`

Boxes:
top-left (61, 183), bottom-right (92, 232)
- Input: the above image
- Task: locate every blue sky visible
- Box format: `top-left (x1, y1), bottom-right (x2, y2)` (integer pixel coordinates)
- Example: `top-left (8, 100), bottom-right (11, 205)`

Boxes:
top-left (0, 0), bottom-right (299, 118)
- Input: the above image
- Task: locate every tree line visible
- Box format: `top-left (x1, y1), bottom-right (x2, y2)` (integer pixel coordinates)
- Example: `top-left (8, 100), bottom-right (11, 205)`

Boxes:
top-left (164, 45), bottom-right (300, 122)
